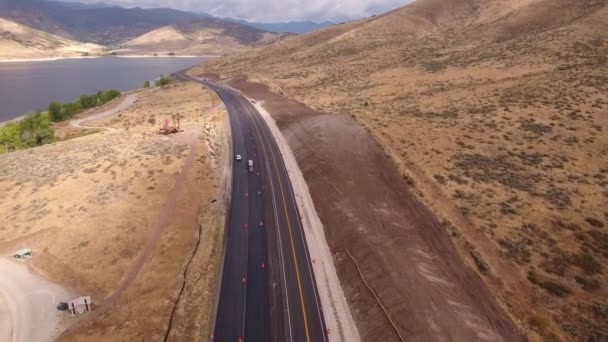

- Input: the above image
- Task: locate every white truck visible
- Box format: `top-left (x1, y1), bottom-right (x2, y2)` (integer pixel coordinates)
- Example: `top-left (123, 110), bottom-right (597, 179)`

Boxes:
top-left (248, 160), bottom-right (254, 172)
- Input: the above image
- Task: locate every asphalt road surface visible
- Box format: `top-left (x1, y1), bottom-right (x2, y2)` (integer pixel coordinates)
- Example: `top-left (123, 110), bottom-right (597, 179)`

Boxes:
top-left (189, 77), bottom-right (328, 342)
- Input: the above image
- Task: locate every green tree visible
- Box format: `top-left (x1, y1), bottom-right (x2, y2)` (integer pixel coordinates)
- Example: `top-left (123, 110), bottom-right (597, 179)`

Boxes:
top-left (107, 89), bottom-right (121, 99)
top-left (155, 74), bottom-right (171, 87)
top-left (144, 80), bottom-right (150, 88)
top-left (19, 111), bottom-right (54, 147)
top-left (62, 102), bottom-right (81, 119)
top-left (97, 89), bottom-right (121, 104)
top-left (48, 101), bottom-right (64, 122)
top-left (0, 123), bottom-right (23, 152)
top-left (79, 94), bottom-right (97, 109)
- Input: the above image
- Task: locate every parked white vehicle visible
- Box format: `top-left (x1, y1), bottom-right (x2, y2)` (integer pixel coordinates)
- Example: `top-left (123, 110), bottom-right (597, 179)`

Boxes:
top-left (236, 154), bottom-right (242, 161)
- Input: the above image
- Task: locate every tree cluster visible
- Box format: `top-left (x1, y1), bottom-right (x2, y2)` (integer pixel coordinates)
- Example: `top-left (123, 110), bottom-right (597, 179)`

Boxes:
top-left (155, 74), bottom-right (172, 87)
top-left (48, 89), bottom-right (121, 122)
top-left (0, 111), bottom-right (54, 153)
top-left (0, 89), bottom-right (121, 154)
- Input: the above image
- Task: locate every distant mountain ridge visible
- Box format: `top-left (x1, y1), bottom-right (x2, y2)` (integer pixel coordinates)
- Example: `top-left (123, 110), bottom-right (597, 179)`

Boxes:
top-left (0, 0), bottom-right (293, 45)
top-left (49, 0), bottom-right (112, 9)
top-left (0, 0), bottom-right (200, 44)
top-left (0, 17), bottom-right (103, 59)
top-left (47, 0), bottom-right (334, 34)
top-left (216, 17), bottom-right (334, 34)
top-left (114, 21), bottom-right (292, 56)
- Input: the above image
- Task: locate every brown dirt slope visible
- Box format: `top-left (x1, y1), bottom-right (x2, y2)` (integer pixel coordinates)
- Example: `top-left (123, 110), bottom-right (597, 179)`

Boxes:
top-left (192, 0), bottom-right (608, 340)
top-left (224, 77), bottom-right (522, 341)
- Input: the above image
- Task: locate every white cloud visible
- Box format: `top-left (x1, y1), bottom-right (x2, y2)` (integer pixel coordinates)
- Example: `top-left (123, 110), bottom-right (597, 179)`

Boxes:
top-left (62, 0), bottom-right (410, 22)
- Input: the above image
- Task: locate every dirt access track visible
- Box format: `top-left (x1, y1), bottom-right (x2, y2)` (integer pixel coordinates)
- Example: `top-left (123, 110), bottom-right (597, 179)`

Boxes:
top-left (198, 74), bottom-right (523, 341)
top-left (0, 258), bottom-right (72, 342)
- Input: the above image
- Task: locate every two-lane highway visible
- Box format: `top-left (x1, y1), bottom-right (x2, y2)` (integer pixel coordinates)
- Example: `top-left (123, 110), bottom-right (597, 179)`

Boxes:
top-left (209, 83), bottom-right (269, 342)
top-left (192, 77), bottom-right (327, 342)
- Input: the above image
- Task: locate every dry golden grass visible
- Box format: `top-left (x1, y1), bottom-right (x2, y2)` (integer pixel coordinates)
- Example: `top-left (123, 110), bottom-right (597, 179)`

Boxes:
top-left (192, 1), bottom-right (608, 340)
top-left (0, 82), bottom-right (227, 340)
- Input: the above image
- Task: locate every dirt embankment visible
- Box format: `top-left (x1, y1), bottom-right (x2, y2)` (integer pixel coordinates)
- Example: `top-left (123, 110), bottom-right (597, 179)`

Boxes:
top-left (251, 101), bottom-right (360, 342)
top-left (189, 2), bottom-right (608, 339)
top-left (0, 82), bottom-right (227, 341)
top-left (201, 74), bottom-right (523, 341)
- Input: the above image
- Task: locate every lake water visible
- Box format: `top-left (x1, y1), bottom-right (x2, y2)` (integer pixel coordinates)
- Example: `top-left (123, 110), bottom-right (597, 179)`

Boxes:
top-left (0, 57), bottom-right (209, 122)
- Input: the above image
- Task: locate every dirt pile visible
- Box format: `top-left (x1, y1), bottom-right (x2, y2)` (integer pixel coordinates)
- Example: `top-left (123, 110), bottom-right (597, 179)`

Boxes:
top-left (192, 0), bottom-right (608, 340)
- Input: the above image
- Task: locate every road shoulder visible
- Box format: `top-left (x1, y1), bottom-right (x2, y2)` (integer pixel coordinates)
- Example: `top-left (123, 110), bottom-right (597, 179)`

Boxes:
top-left (252, 101), bottom-right (361, 342)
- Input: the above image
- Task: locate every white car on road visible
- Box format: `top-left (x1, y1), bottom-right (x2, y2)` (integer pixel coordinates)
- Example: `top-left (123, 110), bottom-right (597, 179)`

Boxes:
top-left (236, 154), bottom-right (242, 161)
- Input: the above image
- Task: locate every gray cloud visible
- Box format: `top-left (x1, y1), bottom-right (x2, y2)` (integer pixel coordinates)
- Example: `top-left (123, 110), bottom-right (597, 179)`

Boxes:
top-left (60, 0), bottom-right (409, 22)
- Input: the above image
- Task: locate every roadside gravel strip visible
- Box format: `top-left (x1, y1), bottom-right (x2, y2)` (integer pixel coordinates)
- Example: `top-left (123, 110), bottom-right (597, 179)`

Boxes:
top-left (252, 102), bottom-right (360, 342)
top-left (208, 98), bottom-right (232, 337)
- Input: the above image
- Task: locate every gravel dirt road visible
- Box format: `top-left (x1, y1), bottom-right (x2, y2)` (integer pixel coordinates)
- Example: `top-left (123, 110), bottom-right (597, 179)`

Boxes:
top-left (69, 94), bottom-right (138, 131)
top-left (0, 258), bottom-right (72, 342)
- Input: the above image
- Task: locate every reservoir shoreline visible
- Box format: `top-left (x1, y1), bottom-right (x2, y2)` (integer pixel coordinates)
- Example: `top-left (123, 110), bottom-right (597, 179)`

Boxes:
top-left (0, 56), bottom-right (208, 121)
top-left (0, 55), bottom-right (220, 64)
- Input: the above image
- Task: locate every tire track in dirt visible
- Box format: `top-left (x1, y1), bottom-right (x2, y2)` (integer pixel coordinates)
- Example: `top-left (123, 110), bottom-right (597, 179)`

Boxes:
top-left (58, 129), bottom-right (200, 338)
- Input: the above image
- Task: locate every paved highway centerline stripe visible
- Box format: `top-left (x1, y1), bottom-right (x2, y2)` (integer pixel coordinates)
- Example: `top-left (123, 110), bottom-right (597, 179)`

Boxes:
top-left (239, 97), bottom-right (312, 342)
top-left (244, 98), bottom-right (327, 342)
top-left (235, 104), bottom-right (249, 342)
top-left (235, 94), bottom-right (294, 342)
top-left (268, 124), bottom-right (328, 342)
top-left (222, 91), bottom-right (252, 341)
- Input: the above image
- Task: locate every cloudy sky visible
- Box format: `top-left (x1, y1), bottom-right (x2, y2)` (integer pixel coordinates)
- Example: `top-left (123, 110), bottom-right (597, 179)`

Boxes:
top-left (60, 0), bottom-right (410, 22)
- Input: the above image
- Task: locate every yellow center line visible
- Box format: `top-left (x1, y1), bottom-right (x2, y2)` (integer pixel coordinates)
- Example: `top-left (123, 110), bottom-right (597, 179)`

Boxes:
top-left (242, 98), bottom-right (311, 342)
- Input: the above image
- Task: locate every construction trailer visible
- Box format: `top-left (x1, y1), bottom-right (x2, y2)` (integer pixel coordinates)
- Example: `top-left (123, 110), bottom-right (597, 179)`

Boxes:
top-left (13, 248), bottom-right (32, 260)
top-left (68, 296), bottom-right (92, 315)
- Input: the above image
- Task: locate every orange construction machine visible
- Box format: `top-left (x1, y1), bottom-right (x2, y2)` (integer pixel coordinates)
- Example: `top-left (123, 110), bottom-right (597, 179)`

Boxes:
top-left (158, 118), bottom-right (181, 135)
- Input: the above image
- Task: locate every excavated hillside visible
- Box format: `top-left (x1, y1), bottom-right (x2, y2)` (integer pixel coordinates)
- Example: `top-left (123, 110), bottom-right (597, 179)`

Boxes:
top-left (193, 0), bottom-right (608, 340)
